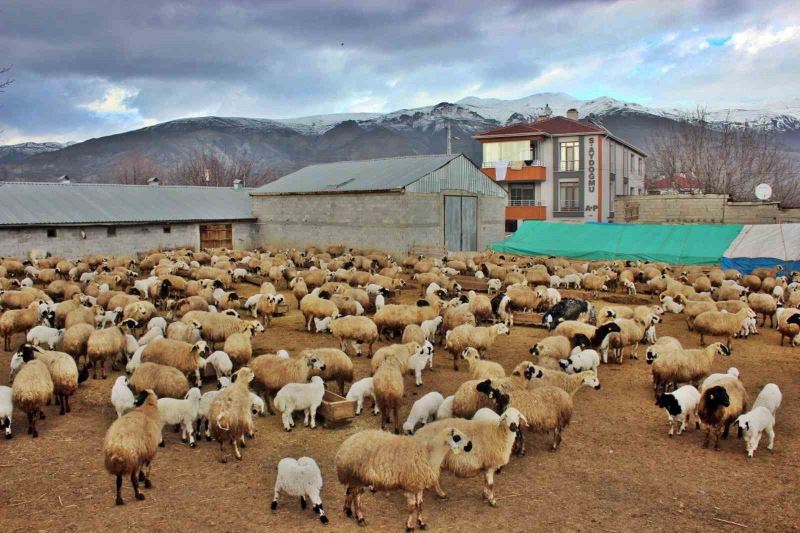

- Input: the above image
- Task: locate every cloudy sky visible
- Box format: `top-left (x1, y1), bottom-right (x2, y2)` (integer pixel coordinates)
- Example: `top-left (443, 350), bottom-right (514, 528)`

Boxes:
top-left (1, 0), bottom-right (799, 144)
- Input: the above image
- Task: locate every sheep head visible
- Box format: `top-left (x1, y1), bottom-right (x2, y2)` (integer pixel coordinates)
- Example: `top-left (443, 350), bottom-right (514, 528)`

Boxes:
top-left (499, 408), bottom-right (527, 433)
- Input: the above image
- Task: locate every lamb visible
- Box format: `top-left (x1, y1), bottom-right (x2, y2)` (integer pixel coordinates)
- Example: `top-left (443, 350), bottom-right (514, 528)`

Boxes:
top-left (103, 390), bottom-right (161, 505)
top-left (308, 347), bottom-right (353, 395)
top-left (660, 295), bottom-right (684, 314)
top-left (26, 325), bottom-right (64, 350)
top-left (129, 362), bottom-right (190, 399)
top-left (206, 350), bottom-right (233, 379)
top-left (249, 352), bottom-right (326, 415)
top-left (313, 316), bottom-right (333, 333)
top-left (462, 347), bottom-right (506, 380)
top-left (648, 342), bottom-right (730, 397)
top-left (656, 385), bottom-right (701, 436)
top-left (445, 323), bottom-right (510, 370)
top-left (111, 375), bottom-right (136, 418)
top-left (693, 307), bottom-right (754, 348)
top-left (10, 350), bottom-right (54, 438)
top-left (146, 316), bottom-right (167, 335)
top-left (87, 326), bottom-right (126, 379)
top-left (415, 408), bottom-right (525, 506)
top-left (157, 387), bottom-right (202, 447)
top-left (402, 391), bottom-right (444, 434)
top-left (487, 278), bottom-right (502, 294)
top-left (698, 375), bottom-right (748, 449)
top-left (142, 338), bottom-right (209, 386)
top-left (0, 301), bottom-right (42, 350)
top-left (420, 315), bottom-right (442, 344)
top-left (329, 315), bottom-right (379, 357)
top-left (559, 348), bottom-right (600, 375)
top-left (346, 377), bottom-right (379, 415)
top-left (271, 457), bottom-right (328, 524)
top-left (373, 355), bottom-right (405, 434)
top-left (209, 367), bottom-right (257, 462)
top-left (437, 395), bottom-right (454, 419)
top-left (752, 383), bottom-right (782, 415)
top-left (274, 376), bottom-right (326, 431)
top-left (300, 293), bottom-right (341, 332)
top-left (736, 407), bottom-right (776, 458)
top-left (0, 385), bottom-right (12, 439)
top-left (334, 427), bottom-right (471, 530)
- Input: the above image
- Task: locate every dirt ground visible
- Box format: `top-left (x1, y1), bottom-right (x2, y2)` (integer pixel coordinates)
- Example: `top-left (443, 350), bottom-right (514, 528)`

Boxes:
top-left (0, 279), bottom-right (798, 533)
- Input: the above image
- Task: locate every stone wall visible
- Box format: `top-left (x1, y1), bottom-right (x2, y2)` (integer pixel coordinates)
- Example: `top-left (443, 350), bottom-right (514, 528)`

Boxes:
top-left (614, 194), bottom-right (800, 225)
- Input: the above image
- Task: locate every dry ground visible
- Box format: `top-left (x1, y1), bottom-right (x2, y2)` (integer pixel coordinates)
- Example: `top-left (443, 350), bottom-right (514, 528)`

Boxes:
top-left (0, 280), bottom-right (798, 532)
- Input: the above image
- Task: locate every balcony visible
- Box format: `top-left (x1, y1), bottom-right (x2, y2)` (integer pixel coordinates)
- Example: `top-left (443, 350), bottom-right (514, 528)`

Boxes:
top-left (482, 161), bottom-right (546, 182)
top-left (506, 202), bottom-right (546, 220)
top-left (553, 200), bottom-right (583, 218)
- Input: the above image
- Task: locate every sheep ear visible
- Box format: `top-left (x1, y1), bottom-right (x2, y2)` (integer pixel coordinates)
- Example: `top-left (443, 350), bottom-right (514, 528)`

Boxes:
top-left (133, 391), bottom-right (149, 407)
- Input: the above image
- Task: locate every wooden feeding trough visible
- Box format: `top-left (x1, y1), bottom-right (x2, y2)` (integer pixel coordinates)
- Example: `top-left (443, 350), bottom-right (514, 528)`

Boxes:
top-left (319, 390), bottom-right (357, 428)
top-left (513, 311), bottom-right (545, 328)
top-left (274, 302), bottom-right (289, 316)
top-left (454, 275), bottom-right (489, 292)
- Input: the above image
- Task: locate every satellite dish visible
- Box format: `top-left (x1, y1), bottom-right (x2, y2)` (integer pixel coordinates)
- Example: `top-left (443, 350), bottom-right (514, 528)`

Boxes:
top-left (755, 183), bottom-right (772, 201)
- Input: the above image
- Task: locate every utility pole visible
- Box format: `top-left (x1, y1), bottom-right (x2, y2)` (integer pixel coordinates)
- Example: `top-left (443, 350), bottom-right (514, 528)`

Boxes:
top-left (446, 121), bottom-right (452, 155)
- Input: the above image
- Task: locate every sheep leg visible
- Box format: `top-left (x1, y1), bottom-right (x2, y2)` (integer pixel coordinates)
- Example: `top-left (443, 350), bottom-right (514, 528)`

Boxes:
top-left (338, 378), bottom-right (345, 396)
top-left (415, 491), bottom-right (427, 530)
top-left (303, 409), bottom-right (310, 427)
top-left (353, 487), bottom-right (367, 526)
top-left (58, 394), bottom-right (66, 416)
top-left (372, 394), bottom-right (379, 415)
top-left (186, 422), bottom-right (196, 448)
top-left (699, 333), bottom-right (705, 346)
top-left (115, 474), bottom-right (124, 505)
top-left (394, 406), bottom-right (401, 435)
top-left (404, 492), bottom-right (418, 531)
top-left (414, 368), bottom-right (422, 387)
top-left (355, 397), bottom-right (363, 415)
top-left (433, 480), bottom-right (447, 500)
top-left (343, 487), bottom-right (353, 518)
top-left (309, 405), bottom-right (318, 429)
top-left (552, 426), bottom-right (563, 451)
top-left (232, 438), bottom-right (242, 460)
top-left (130, 471), bottom-right (145, 501)
top-left (218, 440), bottom-right (229, 463)
top-left (142, 461), bottom-right (153, 488)
top-left (265, 392), bottom-right (276, 416)
top-left (483, 469), bottom-right (497, 506)
top-left (101, 359), bottom-right (107, 380)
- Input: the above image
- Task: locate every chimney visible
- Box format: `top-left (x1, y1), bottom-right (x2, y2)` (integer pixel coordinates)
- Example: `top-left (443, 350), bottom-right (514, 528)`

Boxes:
top-left (232, 179), bottom-right (243, 190)
top-left (147, 176), bottom-right (160, 186)
top-left (566, 108), bottom-right (579, 121)
top-left (57, 175), bottom-right (70, 184)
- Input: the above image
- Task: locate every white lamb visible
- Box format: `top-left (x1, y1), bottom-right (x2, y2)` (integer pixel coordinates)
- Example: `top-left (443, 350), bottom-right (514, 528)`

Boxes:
top-left (126, 345), bottom-right (146, 373)
top-left (271, 457), bottom-right (328, 524)
top-left (420, 316), bottom-right (442, 345)
top-left (313, 316), bottom-right (333, 333)
top-left (244, 293), bottom-right (264, 317)
top-left (702, 367), bottom-right (741, 389)
top-left (196, 378), bottom-right (231, 440)
top-left (124, 334), bottom-right (139, 360)
top-left (487, 279), bottom-right (502, 294)
top-left (753, 383), bottom-right (782, 415)
top-left (561, 274), bottom-right (582, 289)
top-left (250, 393), bottom-right (265, 417)
top-left (274, 376), bottom-right (326, 431)
top-left (560, 348), bottom-right (600, 375)
top-left (736, 407), bottom-right (775, 457)
top-left (276, 349), bottom-right (290, 359)
top-left (472, 407), bottom-right (501, 422)
top-left (206, 350), bottom-right (233, 379)
top-left (402, 391), bottom-right (444, 434)
top-left (26, 325), bottom-right (64, 350)
top-left (0, 385), bottom-right (13, 439)
top-left (549, 275), bottom-right (562, 288)
top-left (157, 387), bottom-right (202, 447)
top-left (544, 287), bottom-right (562, 307)
top-left (656, 384), bottom-right (701, 436)
top-left (232, 268), bottom-right (248, 282)
top-left (19, 278), bottom-right (33, 287)
top-left (111, 375), bottom-right (135, 418)
top-left (96, 308), bottom-right (122, 329)
top-left (409, 341), bottom-right (435, 384)
top-left (436, 395), bottom-right (454, 419)
top-left (147, 316), bottom-right (167, 334)
top-left (346, 377), bottom-right (379, 415)
top-left (474, 271), bottom-right (485, 279)
top-left (138, 328), bottom-right (163, 346)
top-left (660, 296), bottom-right (684, 314)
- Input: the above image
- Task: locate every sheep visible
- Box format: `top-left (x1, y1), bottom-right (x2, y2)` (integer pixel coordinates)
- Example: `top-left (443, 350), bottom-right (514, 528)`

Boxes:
top-left (777, 309), bottom-right (800, 346)
top-left (648, 342), bottom-right (730, 398)
top-left (656, 385), bottom-right (701, 436)
top-left (698, 375), bottom-right (748, 450)
top-left (112, 375), bottom-right (136, 418)
top-left (206, 350), bottom-right (233, 379)
top-left (601, 316), bottom-right (655, 364)
top-left (22, 344), bottom-right (85, 415)
top-left (529, 335), bottom-right (572, 368)
top-left (487, 278), bottom-right (502, 294)
top-left (329, 315), bottom-right (379, 357)
top-left (250, 353), bottom-right (327, 415)
top-left (300, 293), bottom-right (341, 331)
top-left (123, 301), bottom-right (157, 326)
top-left (175, 296), bottom-right (209, 317)
top-left (0, 385), bottom-right (12, 439)
top-left (181, 311), bottom-right (265, 348)
top-left (736, 407), bottom-right (776, 458)
top-left (302, 347), bottom-right (352, 396)
top-left (373, 356), bottom-right (404, 434)
top-left (137, 327), bottom-right (163, 346)
top-left (61, 323), bottom-right (94, 359)
top-left (752, 383), bottom-right (782, 415)
top-left (10, 352), bottom-right (54, 438)
top-left (292, 278), bottom-right (308, 309)
top-left (415, 408), bottom-right (525, 506)
top-left (559, 348), bottom-right (601, 375)
top-left (462, 347), bottom-right (505, 380)
top-left (210, 367), bottom-right (257, 462)
top-left (271, 457), bottom-right (328, 524)
top-left (274, 376), bottom-right (326, 431)
top-left (157, 387), bottom-right (202, 447)
top-left (526, 366), bottom-right (601, 395)
top-left (402, 391), bottom-right (444, 434)
top-left (437, 395), bottom-right (454, 419)
top-left (660, 295), bottom-right (684, 314)
top-left (402, 323), bottom-right (425, 345)
top-left (543, 298), bottom-right (592, 330)
top-left (467, 290), bottom-right (493, 322)
top-left (26, 325), bottom-right (64, 350)
top-left (334, 427), bottom-right (471, 530)
top-left (313, 316), bottom-right (333, 333)
top-left (747, 293), bottom-right (779, 327)
top-left (141, 338), bottom-right (208, 386)
top-left (166, 320), bottom-right (203, 344)
top-left (86, 326), bottom-right (127, 379)
top-left (370, 341), bottom-right (424, 373)
top-left (451, 379), bottom-right (497, 418)
top-left (693, 307), bottom-right (754, 348)
top-left (65, 305), bottom-right (97, 329)
top-left (374, 300), bottom-right (441, 339)
top-left (103, 389), bottom-right (161, 505)
top-left (445, 323), bottom-right (510, 371)
top-left (0, 289), bottom-right (40, 309)
top-left (420, 315), bottom-right (442, 345)
top-left (0, 301), bottom-right (42, 350)
top-left (146, 316), bottom-right (167, 335)
top-left (129, 362), bottom-right (190, 399)
top-left (408, 347), bottom-right (434, 386)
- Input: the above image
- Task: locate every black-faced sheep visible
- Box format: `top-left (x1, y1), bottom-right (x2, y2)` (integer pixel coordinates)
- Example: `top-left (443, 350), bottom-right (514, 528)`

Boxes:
top-left (698, 375), bottom-right (748, 450)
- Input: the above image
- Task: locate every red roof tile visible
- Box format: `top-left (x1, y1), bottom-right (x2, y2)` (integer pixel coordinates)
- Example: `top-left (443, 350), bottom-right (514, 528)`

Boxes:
top-left (475, 116), bottom-right (605, 137)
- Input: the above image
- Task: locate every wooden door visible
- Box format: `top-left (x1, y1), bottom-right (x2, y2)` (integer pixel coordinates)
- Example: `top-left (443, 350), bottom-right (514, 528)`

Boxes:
top-left (200, 224), bottom-right (233, 250)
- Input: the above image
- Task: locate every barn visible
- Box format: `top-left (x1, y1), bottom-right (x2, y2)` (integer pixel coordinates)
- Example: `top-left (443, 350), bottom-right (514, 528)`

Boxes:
top-left (250, 153), bottom-right (507, 255)
top-left (0, 180), bottom-right (256, 257)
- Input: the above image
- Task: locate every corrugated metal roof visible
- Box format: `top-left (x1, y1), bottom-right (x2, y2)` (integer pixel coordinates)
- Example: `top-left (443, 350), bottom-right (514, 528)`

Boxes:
top-left (252, 154), bottom-right (463, 195)
top-left (0, 182), bottom-right (255, 226)
top-left (407, 155), bottom-right (506, 197)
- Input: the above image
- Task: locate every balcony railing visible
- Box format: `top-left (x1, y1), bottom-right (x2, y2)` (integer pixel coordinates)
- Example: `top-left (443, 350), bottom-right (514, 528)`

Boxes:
top-left (558, 200), bottom-right (581, 212)
top-left (509, 199), bottom-right (541, 207)
top-left (483, 159), bottom-right (544, 168)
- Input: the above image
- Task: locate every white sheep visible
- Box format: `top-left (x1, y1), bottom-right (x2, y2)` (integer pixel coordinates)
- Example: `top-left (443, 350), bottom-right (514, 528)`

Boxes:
top-left (437, 395), bottom-right (454, 419)
top-left (0, 385), bottom-right (12, 439)
top-left (111, 375), bottom-right (136, 418)
top-left (420, 316), bottom-right (442, 346)
top-left (126, 345), bottom-right (146, 373)
top-left (271, 457), bottom-right (328, 524)
top-left (206, 350), bottom-right (233, 379)
top-left (487, 279), bottom-right (502, 294)
top-left (157, 387), bottom-right (202, 447)
top-left (244, 293), bottom-right (265, 317)
top-left (26, 325), bottom-right (64, 350)
top-left (147, 316), bottom-right (167, 335)
top-left (660, 296), bottom-right (684, 314)
top-left (274, 376), bottom-right (326, 431)
top-left (346, 377), bottom-right (379, 415)
top-left (314, 316), bottom-right (334, 333)
top-left (560, 274), bottom-right (582, 288)
top-left (736, 407), bottom-right (775, 457)
top-left (475, 271), bottom-right (485, 279)
top-left (549, 275), bottom-right (561, 288)
top-left (124, 334), bottom-right (139, 360)
top-left (96, 308), bottom-right (122, 329)
top-left (753, 383), bottom-right (781, 415)
top-left (409, 342), bottom-right (435, 386)
top-left (250, 393), bottom-right (265, 417)
top-left (232, 268), bottom-right (248, 282)
top-left (138, 327), bottom-right (164, 346)
top-left (656, 385), bottom-right (701, 436)
top-left (402, 391), bottom-right (444, 434)
top-left (560, 348), bottom-right (600, 375)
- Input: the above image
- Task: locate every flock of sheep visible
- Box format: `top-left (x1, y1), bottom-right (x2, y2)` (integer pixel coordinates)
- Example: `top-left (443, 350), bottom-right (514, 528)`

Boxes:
top-left (0, 246), bottom-right (797, 530)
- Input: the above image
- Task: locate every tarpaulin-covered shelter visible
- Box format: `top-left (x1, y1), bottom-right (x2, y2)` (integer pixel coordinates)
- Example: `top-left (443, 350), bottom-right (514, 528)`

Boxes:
top-left (722, 224), bottom-right (800, 274)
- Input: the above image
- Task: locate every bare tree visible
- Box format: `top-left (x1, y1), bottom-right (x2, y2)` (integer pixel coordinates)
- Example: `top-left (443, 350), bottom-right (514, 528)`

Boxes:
top-left (647, 108), bottom-right (800, 206)
top-left (166, 149), bottom-right (279, 188)
top-left (0, 65), bottom-right (12, 94)
top-left (112, 151), bottom-right (162, 184)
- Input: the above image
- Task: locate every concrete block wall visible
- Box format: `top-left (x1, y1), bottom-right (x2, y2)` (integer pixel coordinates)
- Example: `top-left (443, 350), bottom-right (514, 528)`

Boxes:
top-left (614, 194), bottom-right (800, 224)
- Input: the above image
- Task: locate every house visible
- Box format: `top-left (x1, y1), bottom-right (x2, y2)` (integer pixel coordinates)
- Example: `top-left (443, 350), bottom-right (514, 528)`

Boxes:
top-left (648, 174), bottom-right (702, 195)
top-left (250, 153), bottom-right (506, 255)
top-left (473, 109), bottom-right (647, 231)
top-left (0, 181), bottom-right (256, 257)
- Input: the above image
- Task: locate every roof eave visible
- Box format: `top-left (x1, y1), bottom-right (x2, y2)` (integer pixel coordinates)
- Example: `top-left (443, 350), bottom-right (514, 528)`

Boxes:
top-left (251, 188), bottom-right (405, 197)
top-left (0, 217), bottom-right (257, 228)
top-left (473, 132), bottom-right (549, 140)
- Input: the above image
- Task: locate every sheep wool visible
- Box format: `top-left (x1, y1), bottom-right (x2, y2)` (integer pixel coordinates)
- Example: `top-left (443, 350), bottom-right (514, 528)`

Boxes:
top-left (129, 362), bottom-right (190, 399)
top-left (698, 375), bottom-right (748, 450)
top-left (373, 356), bottom-right (405, 434)
top-left (210, 367), bottom-right (256, 462)
top-left (274, 376), bottom-right (326, 431)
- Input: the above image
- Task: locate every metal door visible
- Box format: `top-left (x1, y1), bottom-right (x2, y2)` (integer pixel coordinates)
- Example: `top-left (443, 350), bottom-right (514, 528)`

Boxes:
top-left (444, 196), bottom-right (478, 252)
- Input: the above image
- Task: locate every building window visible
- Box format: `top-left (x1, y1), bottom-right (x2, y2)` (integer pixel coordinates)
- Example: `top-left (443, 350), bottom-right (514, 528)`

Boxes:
top-left (483, 140), bottom-right (531, 166)
top-left (509, 183), bottom-right (536, 206)
top-left (638, 157), bottom-right (643, 174)
top-left (46, 228), bottom-right (57, 238)
top-left (505, 219), bottom-right (518, 233)
top-left (529, 141), bottom-right (539, 162)
top-left (163, 226), bottom-right (171, 234)
top-left (559, 140), bottom-right (580, 171)
top-left (107, 227), bottom-right (117, 237)
top-left (630, 186), bottom-right (635, 196)
top-left (559, 180), bottom-right (580, 211)
top-left (609, 141), bottom-right (616, 172)
top-left (630, 154), bottom-right (635, 174)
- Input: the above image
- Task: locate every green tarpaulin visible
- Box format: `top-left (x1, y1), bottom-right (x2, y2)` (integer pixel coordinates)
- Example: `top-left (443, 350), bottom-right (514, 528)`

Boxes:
top-left (491, 221), bottom-right (743, 265)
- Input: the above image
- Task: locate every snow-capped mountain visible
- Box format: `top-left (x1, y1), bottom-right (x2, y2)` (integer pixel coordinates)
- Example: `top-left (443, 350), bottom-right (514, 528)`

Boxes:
top-left (2, 93), bottom-right (799, 182)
